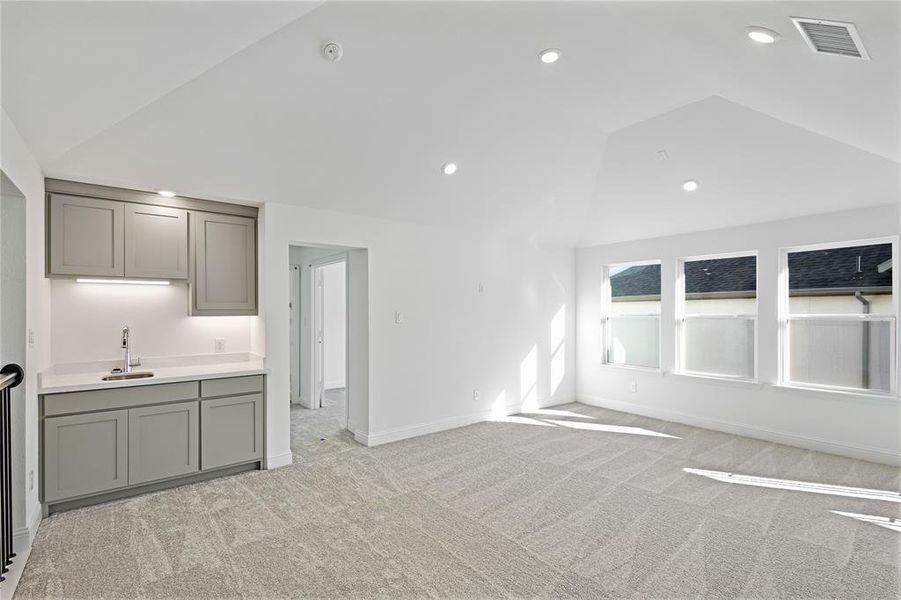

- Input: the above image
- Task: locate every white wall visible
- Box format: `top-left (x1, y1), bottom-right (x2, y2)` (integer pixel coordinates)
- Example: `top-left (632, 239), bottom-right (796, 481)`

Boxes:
top-left (576, 204), bottom-right (901, 465)
top-left (322, 261), bottom-right (346, 390)
top-left (1, 107), bottom-right (51, 548)
top-left (49, 280), bottom-right (253, 364)
top-left (0, 187), bottom-right (27, 547)
top-left (262, 202), bottom-right (575, 465)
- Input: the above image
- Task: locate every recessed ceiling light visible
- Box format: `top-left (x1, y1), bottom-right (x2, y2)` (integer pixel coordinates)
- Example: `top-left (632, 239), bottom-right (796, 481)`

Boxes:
top-left (682, 180), bottom-right (699, 192)
top-left (157, 190), bottom-right (176, 198)
top-left (442, 162), bottom-right (458, 175)
top-left (539, 48), bottom-right (561, 64)
top-left (746, 26), bottom-right (781, 44)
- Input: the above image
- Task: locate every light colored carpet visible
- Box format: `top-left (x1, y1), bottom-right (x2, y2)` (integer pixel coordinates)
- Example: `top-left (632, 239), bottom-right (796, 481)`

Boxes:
top-left (15, 399), bottom-right (901, 599)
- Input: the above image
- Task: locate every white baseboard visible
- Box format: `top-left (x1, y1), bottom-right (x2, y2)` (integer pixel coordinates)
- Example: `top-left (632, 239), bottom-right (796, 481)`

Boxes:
top-left (365, 412), bottom-right (487, 447)
top-left (13, 508), bottom-right (41, 553)
top-left (362, 396), bottom-right (575, 447)
top-left (263, 451), bottom-right (293, 469)
top-left (577, 394), bottom-right (901, 466)
top-left (2, 544), bottom-right (31, 598)
top-left (324, 381), bottom-right (345, 391)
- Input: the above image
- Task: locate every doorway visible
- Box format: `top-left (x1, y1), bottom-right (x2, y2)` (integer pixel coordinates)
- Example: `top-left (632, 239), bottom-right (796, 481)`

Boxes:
top-left (312, 258), bottom-right (347, 411)
top-left (288, 244), bottom-right (352, 455)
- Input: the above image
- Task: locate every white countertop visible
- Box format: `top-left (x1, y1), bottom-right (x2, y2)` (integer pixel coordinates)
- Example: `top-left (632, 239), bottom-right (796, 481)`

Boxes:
top-left (39, 353), bottom-right (266, 394)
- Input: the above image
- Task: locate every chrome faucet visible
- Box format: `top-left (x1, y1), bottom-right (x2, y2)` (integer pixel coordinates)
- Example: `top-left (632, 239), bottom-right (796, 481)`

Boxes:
top-left (121, 326), bottom-right (138, 373)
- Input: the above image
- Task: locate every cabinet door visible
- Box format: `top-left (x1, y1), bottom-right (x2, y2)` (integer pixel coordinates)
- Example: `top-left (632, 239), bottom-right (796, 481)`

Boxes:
top-left (201, 394), bottom-right (263, 470)
top-left (193, 212), bottom-right (257, 314)
top-left (49, 194), bottom-right (125, 276)
top-left (124, 204), bottom-right (189, 279)
top-left (44, 410), bottom-right (128, 502)
top-left (128, 401), bottom-right (199, 485)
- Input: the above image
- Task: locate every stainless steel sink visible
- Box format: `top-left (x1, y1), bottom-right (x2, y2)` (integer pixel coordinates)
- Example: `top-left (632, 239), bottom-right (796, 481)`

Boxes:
top-left (102, 371), bottom-right (154, 381)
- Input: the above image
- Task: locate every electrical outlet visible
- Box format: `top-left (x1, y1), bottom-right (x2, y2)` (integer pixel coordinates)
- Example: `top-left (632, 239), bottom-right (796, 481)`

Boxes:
top-left (29, 470), bottom-right (34, 490)
top-left (473, 389), bottom-right (480, 402)
top-left (629, 381), bottom-right (638, 393)
top-left (28, 328), bottom-right (35, 348)
top-left (215, 338), bottom-right (226, 353)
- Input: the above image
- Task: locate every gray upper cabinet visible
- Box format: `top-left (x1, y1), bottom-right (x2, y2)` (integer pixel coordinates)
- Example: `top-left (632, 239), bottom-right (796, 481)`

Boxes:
top-left (128, 401), bottom-right (199, 485)
top-left (45, 180), bottom-right (258, 316)
top-left (124, 204), bottom-right (189, 279)
top-left (49, 194), bottom-right (125, 277)
top-left (192, 212), bottom-right (257, 315)
top-left (44, 409), bottom-right (128, 502)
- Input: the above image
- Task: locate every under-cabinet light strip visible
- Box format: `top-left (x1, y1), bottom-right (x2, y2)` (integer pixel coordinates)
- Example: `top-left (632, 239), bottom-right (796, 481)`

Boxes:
top-left (76, 278), bottom-right (170, 286)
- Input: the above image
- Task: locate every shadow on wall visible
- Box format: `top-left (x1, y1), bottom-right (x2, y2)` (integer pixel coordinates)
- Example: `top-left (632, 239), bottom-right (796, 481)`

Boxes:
top-left (492, 304), bottom-right (567, 418)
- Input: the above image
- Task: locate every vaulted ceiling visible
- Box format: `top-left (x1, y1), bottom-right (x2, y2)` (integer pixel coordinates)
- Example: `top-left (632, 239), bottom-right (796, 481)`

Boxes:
top-left (2, 1), bottom-right (898, 245)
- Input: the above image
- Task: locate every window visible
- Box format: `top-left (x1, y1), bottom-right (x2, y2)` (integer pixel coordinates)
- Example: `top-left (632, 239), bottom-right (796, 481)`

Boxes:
top-left (781, 240), bottom-right (896, 394)
top-left (602, 261), bottom-right (660, 369)
top-left (677, 254), bottom-right (757, 380)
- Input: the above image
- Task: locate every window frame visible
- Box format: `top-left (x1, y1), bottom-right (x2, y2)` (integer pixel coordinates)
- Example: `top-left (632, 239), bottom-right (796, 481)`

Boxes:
top-left (778, 237), bottom-right (898, 396)
top-left (675, 251), bottom-right (759, 382)
top-left (601, 259), bottom-right (662, 371)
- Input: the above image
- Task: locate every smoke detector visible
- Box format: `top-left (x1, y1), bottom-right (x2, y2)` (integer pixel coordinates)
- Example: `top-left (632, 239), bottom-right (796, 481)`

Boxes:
top-left (791, 17), bottom-right (869, 59)
top-left (322, 42), bottom-right (343, 62)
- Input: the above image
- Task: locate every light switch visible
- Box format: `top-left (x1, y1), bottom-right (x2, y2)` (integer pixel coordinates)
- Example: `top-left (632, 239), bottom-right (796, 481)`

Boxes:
top-left (394, 312), bottom-right (404, 324)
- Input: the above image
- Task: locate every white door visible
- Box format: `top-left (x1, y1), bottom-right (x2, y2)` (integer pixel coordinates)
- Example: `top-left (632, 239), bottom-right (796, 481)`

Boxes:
top-left (313, 265), bottom-right (325, 408)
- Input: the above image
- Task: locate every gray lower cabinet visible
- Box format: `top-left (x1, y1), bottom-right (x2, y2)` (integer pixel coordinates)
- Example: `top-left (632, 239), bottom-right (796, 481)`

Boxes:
top-left (192, 211), bottom-right (257, 315)
top-left (201, 394), bottom-right (264, 470)
top-left (44, 409), bottom-right (128, 502)
top-left (124, 203), bottom-right (189, 279)
top-left (128, 401), bottom-right (199, 485)
top-left (49, 194), bottom-right (125, 277)
top-left (41, 374), bottom-right (265, 513)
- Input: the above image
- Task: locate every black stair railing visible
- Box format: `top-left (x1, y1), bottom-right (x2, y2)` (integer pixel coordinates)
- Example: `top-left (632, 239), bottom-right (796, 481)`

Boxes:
top-left (0, 363), bottom-right (23, 585)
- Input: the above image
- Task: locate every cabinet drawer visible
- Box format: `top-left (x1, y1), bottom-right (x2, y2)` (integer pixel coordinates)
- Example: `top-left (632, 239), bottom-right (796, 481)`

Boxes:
top-left (44, 381), bottom-right (199, 416)
top-left (200, 375), bottom-right (263, 398)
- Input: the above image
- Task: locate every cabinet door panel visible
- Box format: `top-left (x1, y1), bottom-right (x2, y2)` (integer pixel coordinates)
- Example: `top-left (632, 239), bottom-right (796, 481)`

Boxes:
top-left (44, 410), bottom-right (128, 502)
top-left (193, 212), bottom-right (256, 314)
top-left (201, 394), bottom-right (263, 470)
top-left (128, 401), bottom-right (199, 485)
top-left (49, 194), bottom-right (124, 276)
top-left (125, 204), bottom-right (189, 279)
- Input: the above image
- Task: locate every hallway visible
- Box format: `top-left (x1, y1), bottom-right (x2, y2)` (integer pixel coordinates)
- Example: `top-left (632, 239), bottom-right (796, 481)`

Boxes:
top-left (290, 388), bottom-right (354, 460)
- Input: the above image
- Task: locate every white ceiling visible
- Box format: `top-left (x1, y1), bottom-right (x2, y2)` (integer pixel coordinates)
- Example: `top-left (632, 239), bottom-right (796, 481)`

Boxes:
top-left (2, 1), bottom-right (898, 246)
top-left (0, 1), bottom-right (321, 164)
top-left (580, 96), bottom-right (900, 246)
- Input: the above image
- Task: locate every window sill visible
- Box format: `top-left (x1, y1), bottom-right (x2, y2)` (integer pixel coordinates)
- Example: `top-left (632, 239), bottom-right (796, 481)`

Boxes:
top-left (599, 363), bottom-right (664, 376)
top-left (667, 371), bottom-right (763, 390)
top-left (771, 383), bottom-right (899, 404)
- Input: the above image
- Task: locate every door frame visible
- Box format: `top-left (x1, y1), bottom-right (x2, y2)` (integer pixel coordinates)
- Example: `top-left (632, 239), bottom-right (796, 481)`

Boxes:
top-left (309, 252), bottom-right (349, 426)
top-left (288, 264), bottom-right (301, 403)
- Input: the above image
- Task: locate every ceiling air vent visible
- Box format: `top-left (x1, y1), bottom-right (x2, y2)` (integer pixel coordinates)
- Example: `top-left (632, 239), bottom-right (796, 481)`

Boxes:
top-left (791, 17), bottom-right (869, 59)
